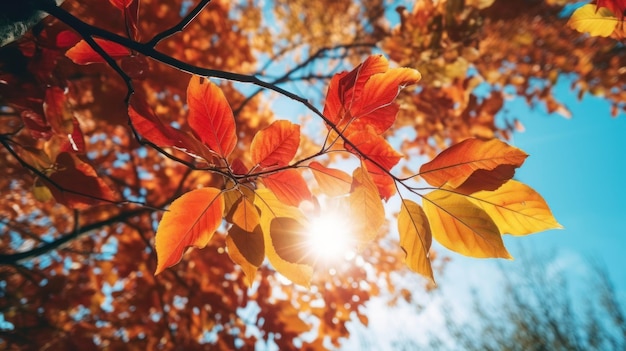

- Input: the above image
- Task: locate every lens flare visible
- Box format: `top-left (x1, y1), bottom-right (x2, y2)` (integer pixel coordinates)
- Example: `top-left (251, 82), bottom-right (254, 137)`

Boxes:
top-left (305, 212), bottom-right (355, 263)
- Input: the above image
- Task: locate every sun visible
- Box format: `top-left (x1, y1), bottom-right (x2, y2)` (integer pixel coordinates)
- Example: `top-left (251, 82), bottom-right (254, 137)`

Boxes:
top-left (305, 211), bottom-right (355, 263)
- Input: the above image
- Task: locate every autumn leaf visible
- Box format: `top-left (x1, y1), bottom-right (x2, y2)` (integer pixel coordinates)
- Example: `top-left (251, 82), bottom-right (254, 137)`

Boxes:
top-left (109, 0), bottom-right (133, 10)
top-left (419, 138), bottom-right (528, 191)
top-left (250, 120), bottom-right (300, 168)
top-left (187, 76), bottom-right (238, 158)
top-left (423, 189), bottom-right (511, 259)
top-left (398, 199), bottom-right (434, 282)
top-left (269, 217), bottom-right (314, 265)
top-left (59, 118), bottom-right (86, 153)
top-left (349, 166), bottom-right (386, 245)
top-left (154, 187), bottom-right (225, 275)
top-left (43, 87), bottom-right (73, 135)
top-left (309, 161), bottom-right (351, 196)
top-left (568, 4), bottom-right (619, 37)
top-left (323, 55), bottom-right (421, 135)
top-left (226, 224), bottom-right (264, 286)
top-left (468, 180), bottom-right (562, 235)
top-left (47, 153), bottom-right (117, 209)
top-left (254, 189), bottom-right (312, 286)
top-left (261, 169), bottom-right (312, 207)
top-left (66, 39), bottom-right (131, 65)
top-left (597, 0), bottom-right (626, 18)
top-left (128, 95), bottom-right (213, 161)
top-left (231, 196), bottom-right (260, 232)
top-left (346, 130), bottom-right (402, 199)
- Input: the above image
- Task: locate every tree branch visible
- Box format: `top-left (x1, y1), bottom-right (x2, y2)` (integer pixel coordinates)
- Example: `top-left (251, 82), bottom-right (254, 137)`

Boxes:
top-left (0, 208), bottom-right (152, 265)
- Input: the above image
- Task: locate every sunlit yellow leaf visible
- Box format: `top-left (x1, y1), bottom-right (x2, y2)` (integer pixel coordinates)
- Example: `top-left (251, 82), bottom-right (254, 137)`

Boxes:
top-left (398, 199), bottom-right (434, 282)
top-left (349, 166), bottom-right (386, 245)
top-left (423, 190), bottom-right (511, 259)
top-left (253, 189), bottom-right (312, 286)
top-left (468, 180), bottom-right (562, 236)
top-left (226, 224), bottom-right (264, 287)
top-left (568, 4), bottom-right (619, 37)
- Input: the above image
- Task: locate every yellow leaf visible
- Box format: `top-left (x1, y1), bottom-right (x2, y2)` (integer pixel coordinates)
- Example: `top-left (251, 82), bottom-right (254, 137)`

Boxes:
top-left (568, 4), bottom-right (619, 37)
top-left (398, 199), bottom-right (434, 282)
top-left (423, 190), bottom-right (511, 259)
top-left (349, 166), bottom-right (386, 245)
top-left (226, 225), bottom-right (264, 287)
top-left (253, 189), bottom-right (312, 287)
top-left (468, 180), bottom-right (562, 236)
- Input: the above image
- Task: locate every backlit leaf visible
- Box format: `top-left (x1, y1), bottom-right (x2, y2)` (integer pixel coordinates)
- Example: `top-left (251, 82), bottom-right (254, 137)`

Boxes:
top-left (250, 120), bottom-right (300, 168)
top-left (66, 39), bottom-right (131, 65)
top-left (349, 166), bottom-right (386, 245)
top-left (398, 199), bottom-right (434, 282)
top-left (269, 217), bottom-right (314, 265)
top-left (232, 196), bottom-right (260, 232)
top-left (254, 189), bottom-right (312, 286)
top-left (226, 224), bottom-right (265, 287)
top-left (468, 180), bottom-right (563, 235)
top-left (154, 188), bottom-right (224, 275)
top-left (187, 76), bottom-right (237, 158)
top-left (597, 0), bottom-right (626, 18)
top-left (261, 169), bottom-right (312, 207)
top-left (567, 4), bottom-right (619, 37)
top-left (43, 87), bottom-right (73, 134)
top-left (419, 138), bottom-right (527, 190)
top-left (309, 161), bottom-right (351, 196)
top-left (47, 153), bottom-right (117, 209)
top-left (423, 189), bottom-right (511, 259)
top-left (109, 0), bottom-right (133, 10)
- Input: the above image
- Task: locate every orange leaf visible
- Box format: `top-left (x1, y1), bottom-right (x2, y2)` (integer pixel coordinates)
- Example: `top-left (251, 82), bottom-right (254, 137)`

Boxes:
top-left (66, 39), bottom-right (130, 65)
top-left (47, 153), bottom-right (117, 209)
top-left (254, 189), bottom-right (312, 287)
top-left (250, 120), bottom-right (300, 168)
top-left (154, 188), bottom-right (224, 275)
top-left (398, 199), bottom-right (434, 282)
top-left (349, 166), bottom-right (386, 245)
top-left (43, 87), bottom-right (73, 135)
top-left (231, 197), bottom-right (260, 232)
top-left (419, 138), bottom-right (527, 190)
top-left (309, 161), bottom-right (351, 196)
top-left (423, 190), bottom-right (511, 259)
top-left (363, 162), bottom-right (396, 201)
top-left (187, 76), bottom-right (237, 158)
top-left (261, 169), bottom-right (312, 207)
top-left (468, 180), bottom-right (563, 235)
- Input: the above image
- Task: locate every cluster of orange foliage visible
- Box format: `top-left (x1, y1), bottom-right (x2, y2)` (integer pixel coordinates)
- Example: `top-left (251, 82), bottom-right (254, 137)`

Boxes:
top-left (0, 0), bottom-right (620, 349)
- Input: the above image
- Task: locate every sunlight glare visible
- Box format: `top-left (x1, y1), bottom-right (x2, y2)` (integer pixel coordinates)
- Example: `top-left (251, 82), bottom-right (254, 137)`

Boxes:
top-left (306, 212), bottom-right (355, 263)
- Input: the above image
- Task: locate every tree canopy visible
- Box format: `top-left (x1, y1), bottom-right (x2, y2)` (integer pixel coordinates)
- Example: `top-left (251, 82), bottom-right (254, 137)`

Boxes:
top-left (0, 0), bottom-right (621, 349)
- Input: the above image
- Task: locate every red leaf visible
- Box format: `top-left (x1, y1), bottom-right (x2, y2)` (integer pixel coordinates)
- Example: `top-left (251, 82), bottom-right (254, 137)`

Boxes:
top-left (262, 169), bottom-right (312, 207)
top-left (346, 130), bottom-right (402, 172)
top-left (250, 120), bottom-right (300, 168)
top-left (59, 118), bottom-right (86, 153)
top-left (47, 153), bottom-right (117, 209)
top-left (21, 110), bottom-right (52, 140)
top-left (66, 39), bottom-right (130, 65)
top-left (56, 30), bottom-right (81, 48)
top-left (154, 188), bottom-right (225, 275)
top-left (43, 87), bottom-right (73, 135)
top-left (323, 55), bottom-right (421, 135)
top-left (128, 96), bottom-right (211, 161)
top-left (109, 0), bottom-right (133, 10)
top-left (597, 0), bottom-right (626, 18)
top-left (186, 76), bottom-right (238, 158)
